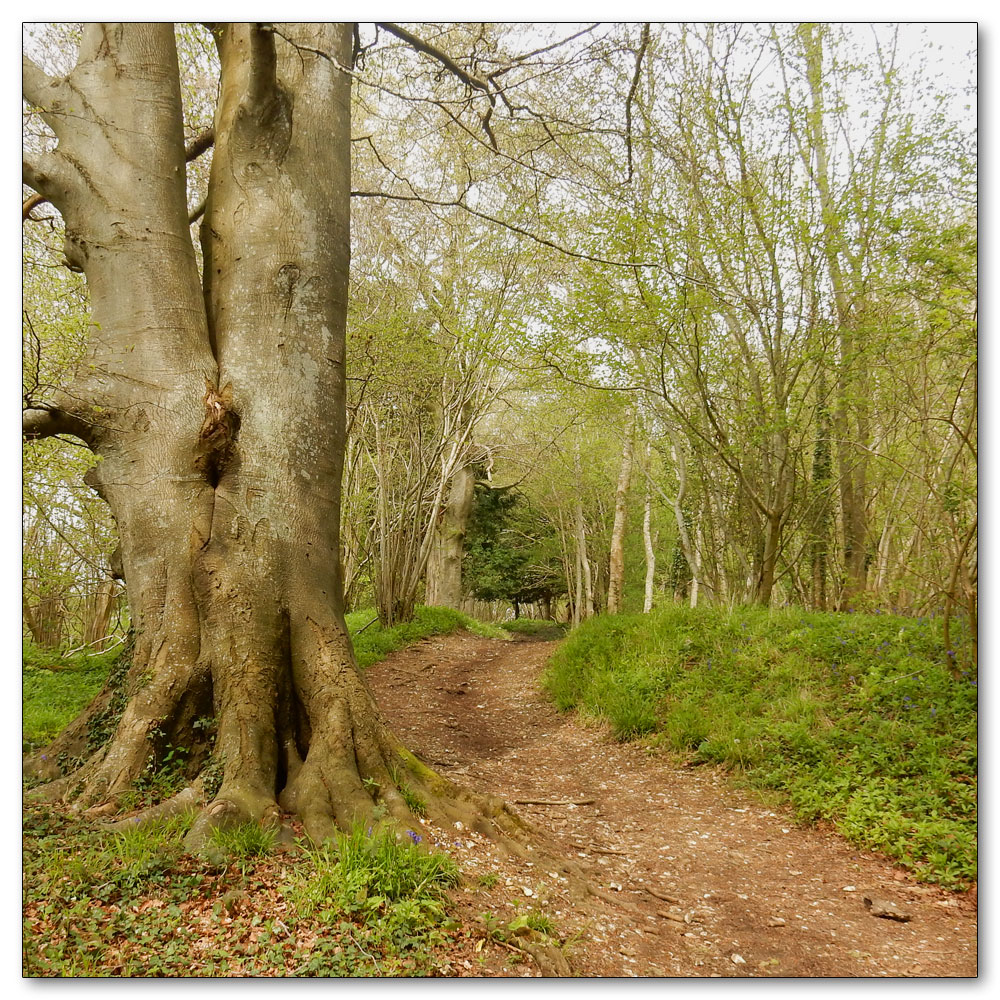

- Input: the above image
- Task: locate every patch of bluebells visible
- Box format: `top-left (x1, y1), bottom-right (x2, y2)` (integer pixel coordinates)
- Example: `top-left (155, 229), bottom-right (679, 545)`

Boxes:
top-left (407, 830), bottom-right (422, 845)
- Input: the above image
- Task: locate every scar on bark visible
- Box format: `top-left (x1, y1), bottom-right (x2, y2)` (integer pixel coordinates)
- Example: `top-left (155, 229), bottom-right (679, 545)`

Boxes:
top-left (194, 381), bottom-right (240, 485)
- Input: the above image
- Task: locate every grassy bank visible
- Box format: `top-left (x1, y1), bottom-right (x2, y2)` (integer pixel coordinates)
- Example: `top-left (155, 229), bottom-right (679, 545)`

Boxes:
top-left (544, 605), bottom-right (977, 887)
top-left (345, 605), bottom-right (508, 670)
top-left (23, 644), bottom-right (125, 755)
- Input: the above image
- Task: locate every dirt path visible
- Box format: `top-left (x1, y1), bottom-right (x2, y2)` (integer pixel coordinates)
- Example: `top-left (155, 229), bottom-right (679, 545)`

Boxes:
top-left (366, 631), bottom-right (977, 978)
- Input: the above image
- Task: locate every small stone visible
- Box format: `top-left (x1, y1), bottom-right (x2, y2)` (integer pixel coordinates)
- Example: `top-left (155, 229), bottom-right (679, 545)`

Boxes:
top-left (522, 887), bottom-right (534, 897)
top-left (864, 896), bottom-right (913, 922)
top-left (767, 917), bottom-right (786, 927)
top-left (731, 954), bottom-right (746, 965)
top-left (842, 885), bottom-right (857, 892)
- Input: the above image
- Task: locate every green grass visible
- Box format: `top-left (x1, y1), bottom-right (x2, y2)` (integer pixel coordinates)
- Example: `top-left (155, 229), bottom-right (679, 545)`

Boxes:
top-left (22, 644), bottom-right (124, 754)
top-left (502, 619), bottom-right (568, 639)
top-left (345, 604), bottom-right (507, 670)
top-left (544, 604), bottom-right (977, 888)
top-left (22, 803), bottom-right (464, 977)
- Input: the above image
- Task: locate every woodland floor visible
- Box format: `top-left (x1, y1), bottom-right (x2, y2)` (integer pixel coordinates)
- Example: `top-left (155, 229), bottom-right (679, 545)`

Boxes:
top-left (366, 630), bottom-right (978, 978)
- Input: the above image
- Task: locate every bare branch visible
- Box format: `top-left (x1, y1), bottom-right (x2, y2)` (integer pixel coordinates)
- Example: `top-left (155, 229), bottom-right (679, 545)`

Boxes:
top-left (625, 24), bottom-right (650, 183)
top-left (188, 196), bottom-right (207, 225)
top-left (185, 127), bottom-right (215, 161)
top-left (22, 192), bottom-right (47, 222)
top-left (22, 151), bottom-right (69, 208)
top-left (22, 54), bottom-right (71, 134)
top-left (376, 22), bottom-right (493, 99)
top-left (375, 22), bottom-right (499, 150)
top-left (350, 187), bottom-right (720, 290)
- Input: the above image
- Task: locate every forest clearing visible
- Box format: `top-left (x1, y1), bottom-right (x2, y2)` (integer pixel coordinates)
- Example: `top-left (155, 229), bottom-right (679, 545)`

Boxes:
top-left (22, 22), bottom-right (975, 979)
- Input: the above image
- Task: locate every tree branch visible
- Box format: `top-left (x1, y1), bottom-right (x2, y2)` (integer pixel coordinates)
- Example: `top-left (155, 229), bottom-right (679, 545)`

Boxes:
top-left (22, 151), bottom-right (69, 209)
top-left (625, 24), bottom-right (650, 183)
top-left (22, 54), bottom-right (71, 134)
top-left (22, 192), bottom-right (47, 221)
top-left (185, 128), bottom-right (215, 161)
top-left (350, 188), bottom-right (719, 289)
top-left (247, 24), bottom-right (279, 109)
top-left (23, 128), bottom-right (215, 225)
top-left (376, 22), bottom-right (493, 99)
top-left (22, 406), bottom-right (95, 446)
top-left (375, 22), bottom-right (498, 149)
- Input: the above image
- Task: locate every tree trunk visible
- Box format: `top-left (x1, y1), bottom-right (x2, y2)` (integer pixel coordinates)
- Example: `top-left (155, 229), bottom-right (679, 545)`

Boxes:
top-left (23, 23), bottom-right (506, 848)
top-left (574, 499), bottom-right (594, 621)
top-left (573, 445), bottom-right (595, 620)
top-left (756, 511), bottom-right (782, 605)
top-left (642, 484), bottom-right (656, 614)
top-left (606, 415), bottom-right (634, 614)
top-left (425, 461), bottom-right (476, 608)
top-left (23, 593), bottom-right (65, 650)
top-left (800, 24), bottom-right (869, 608)
top-left (83, 578), bottom-right (118, 649)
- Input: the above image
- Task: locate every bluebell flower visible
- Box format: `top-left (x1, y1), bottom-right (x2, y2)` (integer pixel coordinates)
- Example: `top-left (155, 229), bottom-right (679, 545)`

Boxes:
top-left (407, 830), bottom-right (422, 844)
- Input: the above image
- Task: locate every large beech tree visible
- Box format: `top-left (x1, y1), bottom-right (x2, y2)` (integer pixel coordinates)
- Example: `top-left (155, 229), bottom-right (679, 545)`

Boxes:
top-left (21, 22), bottom-right (509, 847)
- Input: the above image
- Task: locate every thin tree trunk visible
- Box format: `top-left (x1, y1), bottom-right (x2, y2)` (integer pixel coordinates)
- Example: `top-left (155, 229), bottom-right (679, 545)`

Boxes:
top-left (800, 23), bottom-right (869, 607)
top-left (575, 500), bottom-right (594, 620)
top-left (83, 578), bottom-right (118, 649)
top-left (607, 414), bottom-right (634, 614)
top-left (642, 484), bottom-right (656, 613)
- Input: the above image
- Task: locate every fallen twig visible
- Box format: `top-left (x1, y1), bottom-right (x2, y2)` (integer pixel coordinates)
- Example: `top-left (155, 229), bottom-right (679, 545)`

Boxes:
top-left (640, 885), bottom-right (682, 904)
top-left (571, 842), bottom-right (629, 856)
top-left (514, 798), bottom-right (595, 806)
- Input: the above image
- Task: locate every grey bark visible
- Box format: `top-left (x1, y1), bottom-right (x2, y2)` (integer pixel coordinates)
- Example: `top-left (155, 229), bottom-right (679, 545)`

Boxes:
top-left (22, 23), bottom-right (468, 846)
top-left (606, 414), bottom-right (634, 615)
top-left (425, 461), bottom-right (477, 608)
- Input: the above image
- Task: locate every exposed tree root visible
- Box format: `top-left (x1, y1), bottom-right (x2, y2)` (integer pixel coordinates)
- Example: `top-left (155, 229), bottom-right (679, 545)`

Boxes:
top-left (102, 781), bottom-right (206, 832)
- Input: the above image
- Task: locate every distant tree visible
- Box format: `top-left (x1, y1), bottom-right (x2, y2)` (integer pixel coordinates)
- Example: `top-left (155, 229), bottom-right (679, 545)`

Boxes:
top-left (462, 486), bottom-right (564, 618)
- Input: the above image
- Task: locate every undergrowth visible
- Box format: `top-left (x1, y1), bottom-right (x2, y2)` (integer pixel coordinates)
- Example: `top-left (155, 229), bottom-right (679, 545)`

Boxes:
top-left (544, 605), bottom-right (977, 888)
top-left (344, 605), bottom-right (507, 670)
top-left (502, 619), bottom-right (568, 639)
top-left (22, 803), bottom-right (466, 977)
